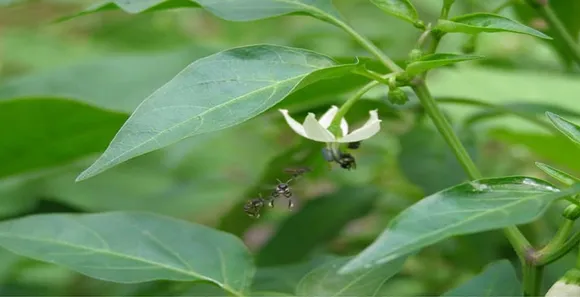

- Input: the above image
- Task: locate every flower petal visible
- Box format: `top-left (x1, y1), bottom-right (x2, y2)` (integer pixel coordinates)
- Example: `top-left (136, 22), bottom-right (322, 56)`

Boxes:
top-left (340, 118), bottom-right (349, 137)
top-left (279, 109), bottom-right (306, 138)
top-left (337, 110), bottom-right (381, 143)
top-left (303, 113), bottom-right (336, 142)
top-left (318, 105), bottom-right (338, 128)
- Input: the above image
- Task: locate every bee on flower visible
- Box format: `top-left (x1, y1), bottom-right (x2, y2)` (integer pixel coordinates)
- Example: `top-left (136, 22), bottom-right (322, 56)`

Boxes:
top-left (279, 105), bottom-right (381, 170)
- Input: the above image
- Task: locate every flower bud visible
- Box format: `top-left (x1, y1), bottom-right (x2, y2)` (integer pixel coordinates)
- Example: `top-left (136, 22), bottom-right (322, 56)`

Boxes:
top-left (413, 20), bottom-right (426, 29)
top-left (546, 268), bottom-right (580, 297)
top-left (408, 49), bottom-right (423, 63)
top-left (388, 87), bottom-right (409, 105)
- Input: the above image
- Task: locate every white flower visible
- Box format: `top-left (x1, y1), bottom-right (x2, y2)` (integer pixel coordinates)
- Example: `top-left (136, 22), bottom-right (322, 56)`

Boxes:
top-left (546, 281), bottom-right (580, 297)
top-left (279, 106), bottom-right (381, 143)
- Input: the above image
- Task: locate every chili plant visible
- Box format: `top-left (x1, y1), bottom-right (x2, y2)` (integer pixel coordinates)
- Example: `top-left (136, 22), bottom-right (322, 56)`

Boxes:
top-left (0, 0), bottom-right (580, 296)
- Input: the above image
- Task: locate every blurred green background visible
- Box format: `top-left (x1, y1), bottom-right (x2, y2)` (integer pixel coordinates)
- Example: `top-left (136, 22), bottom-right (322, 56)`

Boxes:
top-left (1, 0), bottom-right (580, 295)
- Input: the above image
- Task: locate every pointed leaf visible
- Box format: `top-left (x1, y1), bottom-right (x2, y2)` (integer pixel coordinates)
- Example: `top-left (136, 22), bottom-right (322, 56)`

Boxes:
top-left (546, 112), bottom-right (580, 146)
top-left (535, 162), bottom-right (580, 186)
top-left (442, 260), bottom-right (522, 296)
top-left (0, 97), bottom-right (127, 179)
top-left (75, 45), bottom-right (356, 181)
top-left (340, 177), bottom-right (580, 273)
top-left (406, 53), bottom-right (484, 76)
top-left (369, 0), bottom-right (419, 24)
top-left (296, 256), bottom-right (406, 296)
top-left (0, 212), bottom-right (254, 295)
top-left (436, 13), bottom-right (552, 39)
top-left (60, 0), bottom-right (341, 23)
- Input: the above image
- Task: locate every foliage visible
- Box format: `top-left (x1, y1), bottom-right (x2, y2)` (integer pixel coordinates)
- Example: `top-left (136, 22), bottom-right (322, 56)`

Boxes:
top-left (1, 0), bottom-right (580, 296)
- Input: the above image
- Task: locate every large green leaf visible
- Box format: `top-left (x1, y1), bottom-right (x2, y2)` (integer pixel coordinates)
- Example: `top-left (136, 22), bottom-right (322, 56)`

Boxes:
top-left (257, 187), bottom-right (379, 266)
top-left (0, 212), bottom-right (254, 295)
top-left (61, 0), bottom-right (342, 22)
top-left (442, 260), bottom-right (521, 296)
top-left (536, 162), bottom-right (580, 186)
top-left (340, 177), bottom-right (580, 273)
top-left (369, 0), bottom-right (419, 25)
top-left (75, 45), bottom-right (356, 181)
top-left (405, 53), bottom-right (484, 76)
top-left (546, 112), bottom-right (580, 146)
top-left (436, 13), bottom-right (551, 39)
top-left (0, 97), bottom-right (127, 179)
top-left (296, 256), bottom-right (406, 296)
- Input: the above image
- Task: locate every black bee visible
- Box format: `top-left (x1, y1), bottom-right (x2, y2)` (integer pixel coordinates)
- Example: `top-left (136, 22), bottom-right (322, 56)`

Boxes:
top-left (337, 152), bottom-right (357, 170)
top-left (283, 166), bottom-right (312, 179)
top-left (243, 197), bottom-right (265, 219)
top-left (347, 141), bottom-right (361, 149)
top-left (271, 179), bottom-right (294, 208)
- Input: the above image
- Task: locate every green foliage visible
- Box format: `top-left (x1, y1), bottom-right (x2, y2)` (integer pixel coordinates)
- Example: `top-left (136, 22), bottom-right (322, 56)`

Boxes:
top-left (405, 53), bottom-right (484, 76)
top-left (340, 177), bottom-right (580, 273)
top-left (0, 212), bottom-right (254, 295)
top-left (442, 260), bottom-right (522, 296)
top-left (2, 0), bottom-right (580, 295)
top-left (368, 0), bottom-right (420, 25)
top-left (76, 45), bottom-right (357, 181)
top-left (436, 13), bottom-right (552, 39)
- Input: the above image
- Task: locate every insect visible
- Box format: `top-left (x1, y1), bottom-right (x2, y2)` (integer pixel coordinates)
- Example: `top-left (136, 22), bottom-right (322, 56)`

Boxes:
top-left (347, 141), bottom-right (361, 149)
top-left (337, 152), bottom-right (357, 170)
top-left (283, 166), bottom-right (312, 179)
top-left (243, 194), bottom-right (273, 219)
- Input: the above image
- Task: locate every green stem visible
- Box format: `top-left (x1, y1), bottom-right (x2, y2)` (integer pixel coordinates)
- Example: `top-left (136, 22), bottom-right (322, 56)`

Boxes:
top-left (526, 0), bottom-right (580, 66)
top-left (537, 220), bottom-right (574, 262)
top-left (328, 79), bottom-right (382, 133)
top-left (523, 263), bottom-right (544, 296)
top-left (411, 84), bottom-right (481, 179)
top-left (538, 231), bottom-right (580, 265)
top-left (325, 16), bottom-right (403, 73)
top-left (577, 241), bottom-right (580, 269)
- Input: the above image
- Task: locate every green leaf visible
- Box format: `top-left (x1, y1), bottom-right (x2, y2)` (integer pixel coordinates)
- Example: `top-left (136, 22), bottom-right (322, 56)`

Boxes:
top-left (75, 45), bottom-right (356, 181)
top-left (61, 0), bottom-right (341, 23)
top-left (535, 162), bottom-right (580, 186)
top-left (296, 256), bottom-right (406, 296)
top-left (546, 112), bottom-right (580, 146)
top-left (0, 212), bottom-right (254, 295)
top-left (406, 53), bottom-right (484, 76)
top-left (256, 187), bottom-right (379, 266)
top-left (369, 0), bottom-right (419, 24)
top-left (340, 177), bottom-right (580, 273)
top-left (436, 13), bottom-right (552, 39)
top-left (0, 97), bottom-right (127, 179)
top-left (442, 260), bottom-right (521, 296)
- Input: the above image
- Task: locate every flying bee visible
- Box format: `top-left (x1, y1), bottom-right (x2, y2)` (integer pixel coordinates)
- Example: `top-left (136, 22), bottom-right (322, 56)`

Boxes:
top-left (243, 194), bottom-right (272, 218)
top-left (337, 152), bottom-right (357, 170)
top-left (271, 179), bottom-right (294, 208)
top-left (347, 141), bottom-right (361, 149)
top-left (283, 166), bottom-right (312, 179)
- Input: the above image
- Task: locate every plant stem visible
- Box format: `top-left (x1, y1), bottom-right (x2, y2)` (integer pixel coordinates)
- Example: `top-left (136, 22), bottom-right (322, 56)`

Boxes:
top-left (540, 219), bottom-right (575, 256)
top-left (411, 84), bottom-right (481, 179)
top-left (526, 0), bottom-right (580, 66)
top-left (329, 79), bottom-right (383, 132)
top-left (523, 263), bottom-right (544, 296)
top-left (539, 231), bottom-right (580, 265)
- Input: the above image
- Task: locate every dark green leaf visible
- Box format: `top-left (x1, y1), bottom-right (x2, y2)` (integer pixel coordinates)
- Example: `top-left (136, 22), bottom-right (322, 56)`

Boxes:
top-left (61, 0), bottom-right (341, 23)
top-left (406, 53), bottom-right (483, 76)
top-left (0, 97), bottom-right (127, 179)
top-left (0, 212), bottom-right (254, 295)
top-left (535, 162), bottom-right (580, 186)
top-left (442, 260), bottom-right (521, 296)
top-left (76, 45), bottom-right (356, 181)
top-left (296, 256), bottom-right (406, 296)
top-left (436, 13), bottom-right (551, 39)
top-left (256, 187), bottom-right (379, 266)
top-left (369, 0), bottom-right (419, 24)
top-left (398, 123), bottom-right (473, 195)
top-left (340, 177), bottom-right (580, 273)
top-left (546, 112), bottom-right (580, 146)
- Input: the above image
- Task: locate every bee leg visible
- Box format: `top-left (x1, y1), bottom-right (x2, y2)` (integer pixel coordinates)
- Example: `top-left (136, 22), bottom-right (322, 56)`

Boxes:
top-left (288, 198), bottom-right (294, 209)
top-left (267, 198), bottom-right (274, 208)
